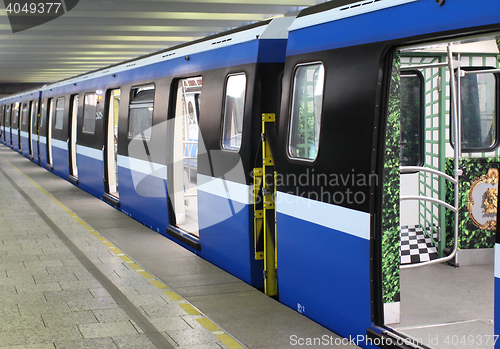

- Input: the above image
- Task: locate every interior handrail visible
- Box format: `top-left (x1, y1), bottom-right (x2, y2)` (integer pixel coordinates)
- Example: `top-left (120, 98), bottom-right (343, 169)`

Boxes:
top-left (400, 195), bottom-right (457, 213)
top-left (400, 166), bottom-right (457, 184)
top-left (462, 68), bottom-right (500, 75)
top-left (400, 60), bottom-right (461, 71)
top-left (400, 44), bottom-right (460, 270)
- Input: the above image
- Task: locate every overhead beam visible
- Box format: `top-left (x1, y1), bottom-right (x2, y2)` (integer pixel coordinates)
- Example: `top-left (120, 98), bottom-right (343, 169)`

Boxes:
top-left (0, 83), bottom-right (47, 95)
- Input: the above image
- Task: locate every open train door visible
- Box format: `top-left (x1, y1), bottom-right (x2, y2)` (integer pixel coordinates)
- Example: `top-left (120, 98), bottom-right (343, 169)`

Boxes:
top-left (68, 94), bottom-right (79, 184)
top-left (167, 77), bottom-right (202, 242)
top-left (380, 38), bottom-right (499, 348)
top-left (103, 88), bottom-right (121, 205)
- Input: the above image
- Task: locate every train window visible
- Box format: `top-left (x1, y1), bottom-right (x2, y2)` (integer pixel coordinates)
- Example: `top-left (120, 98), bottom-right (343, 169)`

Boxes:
top-left (5, 105), bottom-right (10, 127)
top-left (21, 103), bottom-right (29, 126)
top-left (128, 84), bottom-right (154, 140)
top-left (40, 102), bottom-right (46, 128)
top-left (54, 97), bottom-right (65, 130)
top-left (451, 69), bottom-right (498, 151)
top-left (288, 63), bottom-right (324, 161)
top-left (31, 100), bottom-right (38, 130)
top-left (222, 73), bottom-right (246, 151)
top-left (83, 93), bottom-right (97, 134)
top-left (12, 103), bottom-right (19, 129)
top-left (400, 71), bottom-right (424, 167)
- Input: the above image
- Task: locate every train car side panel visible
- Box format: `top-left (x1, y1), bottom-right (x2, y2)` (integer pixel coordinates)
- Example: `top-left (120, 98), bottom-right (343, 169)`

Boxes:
top-left (277, 193), bottom-right (372, 340)
top-left (276, 22), bottom-right (388, 346)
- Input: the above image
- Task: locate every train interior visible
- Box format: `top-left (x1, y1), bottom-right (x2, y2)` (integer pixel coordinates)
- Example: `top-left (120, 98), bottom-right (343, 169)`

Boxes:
top-left (69, 94), bottom-right (79, 179)
top-left (169, 77), bottom-right (202, 236)
top-left (105, 89), bottom-right (121, 198)
top-left (383, 34), bottom-right (500, 348)
top-left (29, 99), bottom-right (38, 159)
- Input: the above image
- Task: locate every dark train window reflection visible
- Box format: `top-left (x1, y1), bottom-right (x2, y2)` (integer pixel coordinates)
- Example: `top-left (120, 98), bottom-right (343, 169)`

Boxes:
top-left (400, 71), bottom-right (424, 167)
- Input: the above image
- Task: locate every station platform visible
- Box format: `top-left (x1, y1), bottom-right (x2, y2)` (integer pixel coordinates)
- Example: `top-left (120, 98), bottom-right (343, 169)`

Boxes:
top-left (0, 145), bottom-right (360, 349)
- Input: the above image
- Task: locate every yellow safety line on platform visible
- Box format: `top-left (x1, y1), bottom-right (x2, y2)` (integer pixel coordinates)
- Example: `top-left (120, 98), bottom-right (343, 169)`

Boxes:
top-left (179, 303), bottom-right (201, 315)
top-left (5, 158), bottom-right (245, 349)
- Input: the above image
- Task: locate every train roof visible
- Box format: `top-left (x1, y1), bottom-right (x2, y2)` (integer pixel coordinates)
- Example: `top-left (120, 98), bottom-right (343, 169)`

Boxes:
top-left (41, 16), bottom-right (294, 91)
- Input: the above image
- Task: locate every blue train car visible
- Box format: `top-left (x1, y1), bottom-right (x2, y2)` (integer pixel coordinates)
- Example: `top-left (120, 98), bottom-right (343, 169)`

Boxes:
top-left (2, 1), bottom-right (500, 347)
top-left (1, 90), bottom-right (41, 163)
top-left (274, 0), bottom-right (500, 348)
top-left (6, 18), bottom-right (292, 290)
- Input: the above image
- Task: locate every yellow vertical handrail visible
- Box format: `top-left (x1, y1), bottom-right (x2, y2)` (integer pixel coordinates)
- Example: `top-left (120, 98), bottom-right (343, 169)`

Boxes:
top-left (261, 113), bottom-right (277, 297)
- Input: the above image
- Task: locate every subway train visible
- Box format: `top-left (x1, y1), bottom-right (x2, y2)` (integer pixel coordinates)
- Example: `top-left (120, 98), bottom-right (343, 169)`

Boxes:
top-left (2, 0), bottom-right (500, 348)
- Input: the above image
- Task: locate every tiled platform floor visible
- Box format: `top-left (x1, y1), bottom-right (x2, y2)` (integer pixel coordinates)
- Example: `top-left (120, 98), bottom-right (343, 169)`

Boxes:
top-left (0, 146), bottom-right (359, 348)
top-left (0, 151), bottom-right (229, 348)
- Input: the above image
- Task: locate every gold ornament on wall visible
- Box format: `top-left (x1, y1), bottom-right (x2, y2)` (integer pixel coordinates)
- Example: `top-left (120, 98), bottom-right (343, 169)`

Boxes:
top-left (468, 168), bottom-right (498, 231)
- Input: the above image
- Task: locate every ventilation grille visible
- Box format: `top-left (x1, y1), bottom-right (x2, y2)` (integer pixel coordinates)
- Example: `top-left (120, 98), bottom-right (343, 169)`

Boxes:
top-left (162, 52), bottom-right (176, 58)
top-left (212, 38), bottom-right (232, 46)
top-left (340, 0), bottom-right (382, 11)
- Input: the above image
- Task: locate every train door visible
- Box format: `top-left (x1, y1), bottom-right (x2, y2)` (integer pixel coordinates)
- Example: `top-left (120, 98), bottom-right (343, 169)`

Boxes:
top-left (33, 100), bottom-right (40, 164)
top-left (68, 94), bottom-right (79, 180)
top-left (46, 98), bottom-right (54, 166)
top-left (28, 100), bottom-right (35, 158)
top-left (105, 89), bottom-right (120, 198)
top-left (168, 77), bottom-right (202, 236)
top-left (20, 102), bottom-right (29, 155)
top-left (5, 104), bottom-right (11, 146)
top-left (30, 100), bottom-right (39, 160)
top-left (12, 102), bottom-right (19, 150)
top-left (0, 105), bottom-right (4, 144)
top-left (381, 37), bottom-right (499, 348)
top-left (0, 105), bottom-right (3, 144)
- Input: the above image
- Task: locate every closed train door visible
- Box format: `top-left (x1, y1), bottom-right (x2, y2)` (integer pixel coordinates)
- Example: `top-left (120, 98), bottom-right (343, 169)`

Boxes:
top-left (381, 36), bottom-right (499, 348)
top-left (104, 89), bottom-right (120, 199)
top-left (168, 77), bottom-right (202, 237)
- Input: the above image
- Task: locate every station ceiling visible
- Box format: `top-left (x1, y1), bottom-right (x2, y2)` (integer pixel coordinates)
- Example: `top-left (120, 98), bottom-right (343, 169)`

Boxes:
top-left (0, 0), bottom-right (325, 85)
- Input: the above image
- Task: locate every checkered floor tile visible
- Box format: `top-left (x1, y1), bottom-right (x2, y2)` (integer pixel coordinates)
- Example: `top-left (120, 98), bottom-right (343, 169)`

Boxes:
top-left (400, 225), bottom-right (439, 265)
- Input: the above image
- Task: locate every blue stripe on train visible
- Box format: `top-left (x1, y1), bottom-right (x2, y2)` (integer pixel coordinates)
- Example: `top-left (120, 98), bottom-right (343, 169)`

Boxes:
top-left (287, 0), bottom-right (500, 56)
top-left (197, 189), bottom-right (263, 288)
top-left (277, 212), bottom-right (373, 347)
